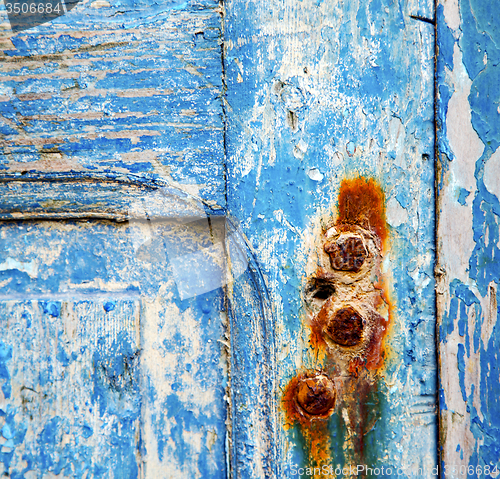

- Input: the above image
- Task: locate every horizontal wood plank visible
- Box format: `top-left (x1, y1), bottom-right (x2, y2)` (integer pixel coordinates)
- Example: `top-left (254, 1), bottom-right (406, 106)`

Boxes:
top-left (0, 0), bottom-right (225, 211)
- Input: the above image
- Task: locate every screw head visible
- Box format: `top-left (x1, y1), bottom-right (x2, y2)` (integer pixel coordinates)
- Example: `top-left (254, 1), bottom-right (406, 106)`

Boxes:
top-left (296, 374), bottom-right (336, 417)
top-left (324, 306), bottom-right (364, 347)
top-left (324, 235), bottom-right (367, 272)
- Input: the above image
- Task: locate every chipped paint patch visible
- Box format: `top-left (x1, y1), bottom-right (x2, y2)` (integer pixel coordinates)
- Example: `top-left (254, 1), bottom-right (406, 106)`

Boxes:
top-left (0, 217), bottom-right (229, 477)
top-left (0, 257), bottom-right (37, 278)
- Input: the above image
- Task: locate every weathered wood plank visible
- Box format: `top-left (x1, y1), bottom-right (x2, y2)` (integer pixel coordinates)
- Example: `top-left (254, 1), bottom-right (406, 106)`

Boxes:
top-left (0, 175), bottom-right (224, 221)
top-left (224, 220), bottom-right (277, 479)
top-left (0, 0), bottom-right (225, 208)
top-left (0, 219), bottom-right (229, 477)
top-left (0, 299), bottom-right (142, 477)
top-left (437, 0), bottom-right (500, 476)
top-left (224, 0), bottom-right (437, 476)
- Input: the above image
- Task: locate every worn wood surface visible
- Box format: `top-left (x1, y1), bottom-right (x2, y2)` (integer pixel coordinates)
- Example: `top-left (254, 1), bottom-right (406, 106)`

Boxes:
top-left (2, 0), bottom-right (499, 476)
top-left (0, 0), bottom-right (231, 477)
top-left (0, 217), bottom-right (232, 477)
top-left (0, 0), bottom-right (225, 209)
top-left (437, 0), bottom-right (500, 476)
top-left (224, 0), bottom-right (437, 477)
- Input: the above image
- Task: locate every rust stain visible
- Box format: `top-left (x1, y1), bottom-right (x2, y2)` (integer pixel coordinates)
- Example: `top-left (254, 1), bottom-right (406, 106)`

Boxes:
top-left (322, 306), bottom-right (364, 347)
top-left (337, 177), bottom-right (388, 247)
top-left (307, 321), bottom-right (328, 362)
top-left (282, 375), bottom-right (302, 429)
top-left (282, 373), bottom-right (335, 478)
top-left (282, 176), bottom-right (393, 475)
top-left (324, 235), bottom-right (367, 272)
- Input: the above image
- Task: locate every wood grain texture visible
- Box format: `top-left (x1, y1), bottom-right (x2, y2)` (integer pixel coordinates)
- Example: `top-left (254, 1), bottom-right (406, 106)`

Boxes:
top-left (437, 0), bottom-right (500, 476)
top-left (0, 3), bottom-right (230, 474)
top-left (224, 220), bottom-right (277, 479)
top-left (224, 0), bottom-right (437, 476)
top-left (0, 0), bottom-right (225, 208)
top-left (0, 219), bottom-right (230, 477)
top-left (0, 175), bottom-right (225, 221)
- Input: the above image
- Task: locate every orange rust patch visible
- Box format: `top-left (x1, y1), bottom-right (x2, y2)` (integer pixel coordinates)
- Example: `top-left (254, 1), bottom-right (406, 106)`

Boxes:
top-left (348, 357), bottom-right (365, 377)
top-left (306, 423), bottom-right (334, 477)
top-left (363, 311), bottom-right (388, 370)
top-left (282, 176), bottom-right (394, 473)
top-left (308, 325), bottom-right (328, 364)
top-left (282, 375), bottom-right (302, 429)
top-left (337, 177), bottom-right (387, 247)
top-left (336, 176), bottom-right (393, 372)
top-left (282, 373), bottom-right (334, 477)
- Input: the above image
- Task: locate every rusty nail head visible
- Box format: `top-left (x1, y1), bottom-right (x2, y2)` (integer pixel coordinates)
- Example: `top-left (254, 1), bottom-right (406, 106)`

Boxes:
top-left (324, 235), bottom-right (367, 272)
top-left (296, 374), bottom-right (336, 417)
top-left (324, 306), bottom-right (364, 347)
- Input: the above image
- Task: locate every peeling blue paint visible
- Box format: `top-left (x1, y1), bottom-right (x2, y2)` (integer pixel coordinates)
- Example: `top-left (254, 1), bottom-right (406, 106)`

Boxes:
top-left (457, 344), bottom-right (467, 402)
top-left (436, 5), bottom-right (456, 173)
top-left (0, 0), bottom-right (225, 206)
top-left (438, 0), bottom-right (500, 463)
top-left (0, 259), bottom-right (228, 477)
top-left (92, 332), bottom-right (140, 418)
top-left (458, 188), bottom-right (470, 206)
top-left (0, 341), bottom-right (12, 400)
top-left (226, 0), bottom-right (436, 474)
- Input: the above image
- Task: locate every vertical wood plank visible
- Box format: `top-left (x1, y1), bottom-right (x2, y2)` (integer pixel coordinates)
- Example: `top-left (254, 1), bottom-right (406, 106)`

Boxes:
top-left (139, 218), bottom-right (229, 479)
top-left (224, 221), bottom-right (277, 479)
top-left (224, 0), bottom-right (437, 476)
top-left (437, 0), bottom-right (500, 475)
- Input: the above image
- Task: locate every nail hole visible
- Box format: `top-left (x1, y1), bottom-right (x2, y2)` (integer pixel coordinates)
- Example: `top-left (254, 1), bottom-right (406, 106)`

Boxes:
top-left (305, 278), bottom-right (335, 304)
top-left (312, 287), bottom-right (334, 300)
top-left (286, 110), bottom-right (298, 132)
